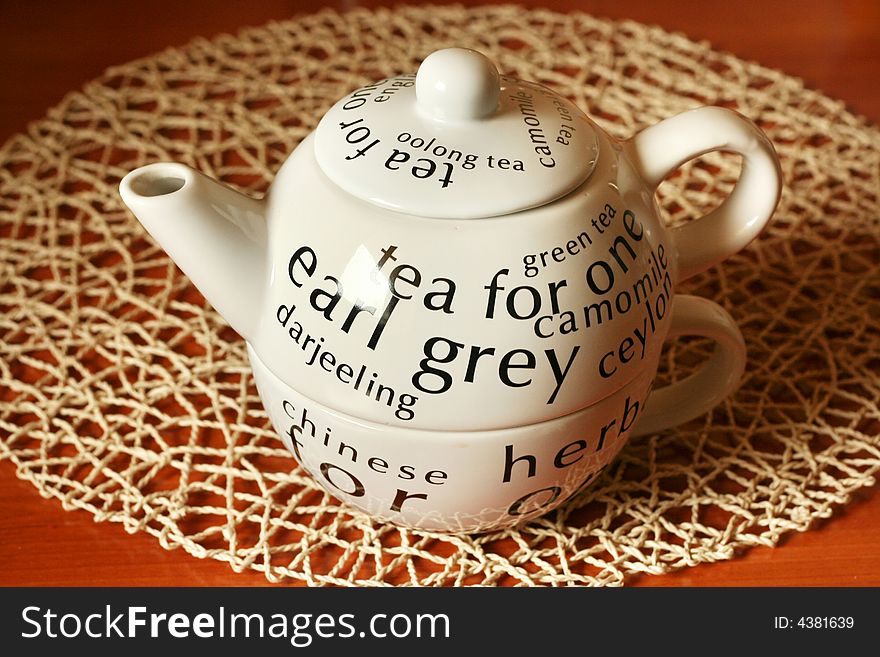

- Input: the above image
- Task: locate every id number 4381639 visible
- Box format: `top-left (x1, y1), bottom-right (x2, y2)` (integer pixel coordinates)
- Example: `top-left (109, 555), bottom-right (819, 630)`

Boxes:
top-left (773, 617), bottom-right (855, 629)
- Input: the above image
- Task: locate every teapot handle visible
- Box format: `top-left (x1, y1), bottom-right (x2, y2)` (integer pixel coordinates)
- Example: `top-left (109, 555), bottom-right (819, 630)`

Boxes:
top-left (631, 294), bottom-right (746, 437)
top-left (624, 106), bottom-right (782, 282)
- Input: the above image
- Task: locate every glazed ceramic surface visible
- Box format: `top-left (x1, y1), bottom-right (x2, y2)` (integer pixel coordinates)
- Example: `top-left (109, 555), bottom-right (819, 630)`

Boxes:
top-left (120, 48), bottom-right (780, 532)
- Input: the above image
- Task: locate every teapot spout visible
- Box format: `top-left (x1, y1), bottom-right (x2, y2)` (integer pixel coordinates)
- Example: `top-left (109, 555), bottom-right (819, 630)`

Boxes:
top-left (120, 162), bottom-right (267, 342)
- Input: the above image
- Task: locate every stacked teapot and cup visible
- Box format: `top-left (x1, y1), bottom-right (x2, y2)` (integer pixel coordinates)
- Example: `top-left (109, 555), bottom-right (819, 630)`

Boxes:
top-left (121, 48), bottom-right (781, 533)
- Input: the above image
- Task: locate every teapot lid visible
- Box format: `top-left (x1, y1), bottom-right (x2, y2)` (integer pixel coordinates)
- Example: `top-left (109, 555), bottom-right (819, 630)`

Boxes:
top-left (314, 48), bottom-right (599, 219)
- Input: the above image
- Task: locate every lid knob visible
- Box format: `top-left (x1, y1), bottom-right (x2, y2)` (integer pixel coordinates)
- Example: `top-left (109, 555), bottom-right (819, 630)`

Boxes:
top-left (415, 48), bottom-right (501, 121)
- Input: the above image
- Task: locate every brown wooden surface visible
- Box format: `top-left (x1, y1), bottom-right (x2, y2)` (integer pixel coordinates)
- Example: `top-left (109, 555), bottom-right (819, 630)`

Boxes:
top-left (1, 0), bottom-right (878, 587)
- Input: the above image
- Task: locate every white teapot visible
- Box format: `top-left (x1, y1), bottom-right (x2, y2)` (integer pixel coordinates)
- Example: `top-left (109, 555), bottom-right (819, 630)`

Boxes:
top-left (120, 48), bottom-right (781, 533)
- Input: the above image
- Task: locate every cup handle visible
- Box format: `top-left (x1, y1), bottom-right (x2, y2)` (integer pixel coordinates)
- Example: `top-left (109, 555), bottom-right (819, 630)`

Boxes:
top-left (624, 106), bottom-right (782, 282)
top-left (632, 294), bottom-right (746, 437)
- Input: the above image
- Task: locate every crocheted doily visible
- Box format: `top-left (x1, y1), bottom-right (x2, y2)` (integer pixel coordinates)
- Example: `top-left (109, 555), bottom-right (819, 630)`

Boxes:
top-left (1, 5), bottom-right (878, 586)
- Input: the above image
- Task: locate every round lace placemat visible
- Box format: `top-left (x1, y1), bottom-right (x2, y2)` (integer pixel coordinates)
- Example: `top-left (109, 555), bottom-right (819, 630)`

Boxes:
top-left (1, 5), bottom-right (878, 586)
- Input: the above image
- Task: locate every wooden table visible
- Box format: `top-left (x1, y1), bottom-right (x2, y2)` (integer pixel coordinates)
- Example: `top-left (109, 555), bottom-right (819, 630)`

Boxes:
top-left (1, 0), bottom-right (878, 587)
